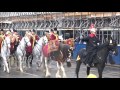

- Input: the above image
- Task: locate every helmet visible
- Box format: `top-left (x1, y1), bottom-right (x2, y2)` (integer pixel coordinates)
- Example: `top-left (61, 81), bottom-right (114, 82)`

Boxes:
top-left (87, 74), bottom-right (97, 78)
top-left (54, 27), bottom-right (57, 31)
top-left (1, 29), bottom-right (4, 31)
top-left (31, 29), bottom-right (36, 32)
top-left (49, 29), bottom-right (54, 32)
top-left (6, 31), bottom-right (11, 35)
top-left (89, 24), bottom-right (96, 33)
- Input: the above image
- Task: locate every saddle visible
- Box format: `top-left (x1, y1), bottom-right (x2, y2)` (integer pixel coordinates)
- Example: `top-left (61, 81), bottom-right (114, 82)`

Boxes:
top-left (48, 40), bottom-right (59, 53)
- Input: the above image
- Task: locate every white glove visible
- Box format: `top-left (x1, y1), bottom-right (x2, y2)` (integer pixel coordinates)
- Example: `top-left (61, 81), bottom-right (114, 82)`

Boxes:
top-left (80, 35), bottom-right (83, 39)
top-left (97, 43), bottom-right (100, 45)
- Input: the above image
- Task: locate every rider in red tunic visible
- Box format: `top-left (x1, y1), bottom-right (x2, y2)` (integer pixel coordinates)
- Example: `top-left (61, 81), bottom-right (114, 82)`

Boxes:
top-left (49, 28), bottom-right (59, 51)
top-left (10, 29), bottom-right (21, 54)
top-left (26, 30), bottom-right (39, 55)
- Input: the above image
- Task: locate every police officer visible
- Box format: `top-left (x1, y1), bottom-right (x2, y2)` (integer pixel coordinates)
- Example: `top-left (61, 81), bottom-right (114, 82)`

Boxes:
top-left (81, 24), bottom-right (101, 67)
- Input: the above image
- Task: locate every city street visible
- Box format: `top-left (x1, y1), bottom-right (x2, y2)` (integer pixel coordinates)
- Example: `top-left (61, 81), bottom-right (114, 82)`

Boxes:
top-left (0, 60), bottom-right (119, 78)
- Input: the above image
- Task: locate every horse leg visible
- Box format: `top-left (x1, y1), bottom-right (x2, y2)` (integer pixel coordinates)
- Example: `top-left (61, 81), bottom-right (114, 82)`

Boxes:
top-left (28, 55), bottom-right (31, 68)
top-left (8, 56), bottom-right (11, 69)
top-left (60, 62), bottom-right (67, 78)
top-left (66, 58), bottom-right (71, 67)
top-left (66, 50), bottom-right (72, 67)
top-left (15, 55), bottom-right (19, 70)
top-left (45, 57), bottom-right (51, 77)
top-left (26, 55), bottom-right (29, 68)
top-left (8, 56), bottom-right (11, 70)
top-left (39, 54), bottom-right (43, 67)
top-left (15, 55), bottom-right (18, 68)
top-left (75, 60), bottom-right (82, 78)
top-left (56, 61), bottom-right (61, 78)
top-left (41, 56), bottom-right (46, 72)
top-left (3, 57), bottom-right (9, 73)
top-left (36, 56), bottom-right (41, 70)
top-left (98, 64), bottom-right (105, 78)
top-left (18, 56), bottom-right (23, 72)
top-left (30, 54), bottom-right (33, 67)
top-left (87, 67), bottom-right (91, 76)
top-left (3, 63), bottom-right (6, 72)
top-left (12, 54), bottom-right (15, 66)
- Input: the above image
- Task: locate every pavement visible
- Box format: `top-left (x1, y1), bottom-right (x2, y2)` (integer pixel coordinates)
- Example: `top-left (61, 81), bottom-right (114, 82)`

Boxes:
top-left (0, 60), bottom-right (120, 78)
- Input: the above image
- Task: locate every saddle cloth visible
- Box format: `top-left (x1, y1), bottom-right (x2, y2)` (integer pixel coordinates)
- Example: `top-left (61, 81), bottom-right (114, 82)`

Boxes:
top-left (48, 40), bottom-right (59, 53)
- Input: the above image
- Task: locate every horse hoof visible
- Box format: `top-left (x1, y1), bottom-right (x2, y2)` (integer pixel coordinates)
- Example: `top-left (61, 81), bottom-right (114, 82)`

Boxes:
top-left (7, 70), bottom-right (10, 73)
top-left (56, 75), bottom-right (61, 78)
top-left (45, 73), bottom-right (51, 78)
top-left (3, 69), bottom-right (6, 72)
top-left (63, 75), bottom-right (67, 78)
top-left (7, 71), bottom-right (10, 74)
top-left (20, 69), bottom-right (23, 72)
top-left (45, 75), bottom-right (51, 78)
top-left (43, 69), bottom-right (46, 72)
top-left (36, 67), bottom-right (40, 71)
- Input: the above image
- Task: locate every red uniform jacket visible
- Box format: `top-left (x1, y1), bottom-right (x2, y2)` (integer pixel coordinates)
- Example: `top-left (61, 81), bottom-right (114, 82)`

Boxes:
top-left (26, 35), bottom-right (39, 54)
top-left (50, 34), bottom-right (56, 40)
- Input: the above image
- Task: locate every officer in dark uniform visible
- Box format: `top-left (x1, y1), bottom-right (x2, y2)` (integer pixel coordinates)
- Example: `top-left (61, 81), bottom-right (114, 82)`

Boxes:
top-left (81, 25), bottom-right (101, 67)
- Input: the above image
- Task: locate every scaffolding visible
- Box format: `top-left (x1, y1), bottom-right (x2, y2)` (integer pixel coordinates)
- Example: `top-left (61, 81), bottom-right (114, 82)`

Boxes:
top-left (0, 12), bottom-right (120, 44)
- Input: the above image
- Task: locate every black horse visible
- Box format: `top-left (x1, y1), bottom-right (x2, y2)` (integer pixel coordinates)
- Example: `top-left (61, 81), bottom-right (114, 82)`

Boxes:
top-left (75, 39), bottom-right (118, 78)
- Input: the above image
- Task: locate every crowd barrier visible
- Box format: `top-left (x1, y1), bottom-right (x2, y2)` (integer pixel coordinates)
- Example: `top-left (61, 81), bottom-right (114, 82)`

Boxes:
top-left (72, 43), bottom-right (120, 65)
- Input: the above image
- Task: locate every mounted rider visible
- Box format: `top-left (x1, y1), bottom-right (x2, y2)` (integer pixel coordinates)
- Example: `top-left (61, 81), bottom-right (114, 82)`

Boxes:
top-left (0, 29), bottom-right (5, 53)
top-left (10, 29), bottom-right (22, 55)
top-left (30, 29), bottom-right (39, 48)
top-left (48, 28), bottom-right (59, 52)
top-left (25, 29), bottom-right (39, 55)
top-left (4, 30), bottom-right (12, 48)
top-left (81, 24), bottom-right (101, 67)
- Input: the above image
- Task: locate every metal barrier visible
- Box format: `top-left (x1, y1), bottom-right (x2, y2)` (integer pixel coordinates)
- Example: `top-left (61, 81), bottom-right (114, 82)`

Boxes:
top-left (73, 43), bottom-right (120, 65)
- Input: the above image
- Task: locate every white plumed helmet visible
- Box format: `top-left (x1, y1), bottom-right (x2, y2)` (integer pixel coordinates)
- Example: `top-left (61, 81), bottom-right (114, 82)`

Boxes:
top-left (6, 31), bottom-right (11, 35)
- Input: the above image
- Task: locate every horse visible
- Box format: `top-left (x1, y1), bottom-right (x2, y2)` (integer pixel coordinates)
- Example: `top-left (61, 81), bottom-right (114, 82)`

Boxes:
top-left (42, 41), bottom-right (73, 78)
top-left (27, 35), bottom-right (48, 69)
top-left (9, 34), bottom-right (21, 69)
top-left (0, 35), bottom-right (12, 73)
top-left (75, 39), bottom-right (118, 78)
top-left (15, 35), bottom-right (31, 72)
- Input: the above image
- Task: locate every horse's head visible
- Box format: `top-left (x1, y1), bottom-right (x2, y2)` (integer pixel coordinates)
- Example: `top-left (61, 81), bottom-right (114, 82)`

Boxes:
top-left (42, 36), bottom-right (48, 46)
top-left (108, 39), bottom-right (118, 56)
top-left (24, 36), bottom-right (31, 47)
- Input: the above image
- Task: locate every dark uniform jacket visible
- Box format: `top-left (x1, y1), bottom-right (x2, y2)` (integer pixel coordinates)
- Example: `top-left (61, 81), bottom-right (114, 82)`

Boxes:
top-left (82, 34), bottom-right (101, 52)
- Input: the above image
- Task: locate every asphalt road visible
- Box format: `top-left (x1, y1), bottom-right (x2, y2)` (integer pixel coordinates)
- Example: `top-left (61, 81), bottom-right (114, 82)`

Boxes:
top-left (0, 60), bottom-right (120, 78)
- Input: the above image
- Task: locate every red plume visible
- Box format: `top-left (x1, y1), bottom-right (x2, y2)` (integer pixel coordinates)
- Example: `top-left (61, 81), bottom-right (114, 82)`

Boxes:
top-left (90, 24), bottom-right (94, 29)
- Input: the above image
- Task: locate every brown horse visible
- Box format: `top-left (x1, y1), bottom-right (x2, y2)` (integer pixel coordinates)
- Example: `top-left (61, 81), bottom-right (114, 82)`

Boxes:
top-left (42, 40), bottom-right (72, 78)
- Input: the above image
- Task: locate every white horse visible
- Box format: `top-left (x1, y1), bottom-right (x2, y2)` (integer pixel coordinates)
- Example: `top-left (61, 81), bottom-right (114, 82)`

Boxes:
top-left (15, 36), bottom-right (31, 72)
top-left (0, 36), bottom-right (11, 73)
top-left (32, 36), bottom-right (48, 70)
